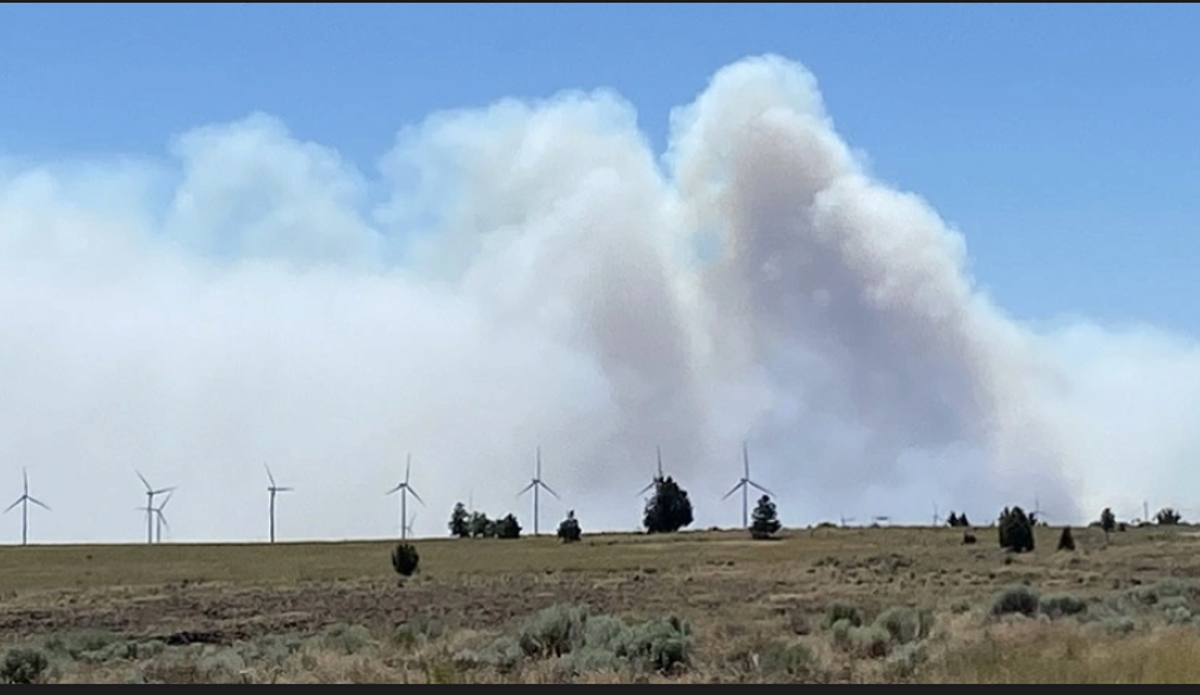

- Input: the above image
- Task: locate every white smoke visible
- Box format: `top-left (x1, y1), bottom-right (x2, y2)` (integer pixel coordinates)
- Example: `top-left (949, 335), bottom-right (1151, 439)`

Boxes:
top-left (1, 54), bottom-right (1197, 543)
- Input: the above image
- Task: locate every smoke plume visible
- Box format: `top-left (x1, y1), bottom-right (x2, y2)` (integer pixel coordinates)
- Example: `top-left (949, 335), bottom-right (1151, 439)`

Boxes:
top-left (1, 54), bottom-right (1197, 543)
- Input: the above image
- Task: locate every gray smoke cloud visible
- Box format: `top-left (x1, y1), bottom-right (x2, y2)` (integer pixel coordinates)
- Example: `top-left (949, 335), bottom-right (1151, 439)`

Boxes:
top-left (1, 54), bottom-right (1197, 543)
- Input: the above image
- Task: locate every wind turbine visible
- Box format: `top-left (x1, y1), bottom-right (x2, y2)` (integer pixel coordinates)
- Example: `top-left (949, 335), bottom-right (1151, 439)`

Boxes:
top-left (722, 442), bottom-right (774, 529)
top-left (265, 464), bottom-right (293, 544)
top-left (138, 491), bottom-right (173, 544)
top-left (840, 514), bottom-right (856, 528)
top-left (1031, 495), bottom-right (1054, 525)
top-left (403, 511), bottom-right (417, 539)
top-left (636, 445), bottom-right (666, 497)
top-left (4, 468), bottom-right (50, 546)
top-left (136, 471), bottom-right (174, 545)
top-left (932, 502), bottom-right (943, 527)
top-left (518, 446), bottom-right (560, 535)
top-left (385, 453), bottom-right (424, 540)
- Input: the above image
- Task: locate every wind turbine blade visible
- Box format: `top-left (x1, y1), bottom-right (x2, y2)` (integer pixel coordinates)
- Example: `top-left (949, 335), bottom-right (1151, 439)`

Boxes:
top-left (136, 471), bottom-right (151, 491)
top-left (637, 481), bottom-right (656, 497)
top-left (517, 481), bottom-right (536, 497)
top-left (540, 482), bottom-right (562, 501)
top-left (3, 498), bottom-right (22, 514)
top-left (743, 441), bottom-right (750, 478)
top-left (159, 491), bottom-right (173, 510)
top-left (23, 467), bottom-right (28, 493)
top-left (152, 487), bottom-right (174, 495)
top-left (408, 488), bottom-right (425, 506)
top-left (28, 497), bottom-right (50, 511)
top-left (156, 510), bottom-right (169, 531)
top-left (721, 481), bottom-right (744, 500)
top-left (748, 480), bottom-right (774, 497)
top-left (276, 487), bottom-right (294, 492)
top-left (536, 446), bottom-right (542, 479)
top-left (405, 453), bottom-right (412, 485)
top-left (265, 463), bottom-right (276, 488)
top-left (385, 483), bottom-right (403, 496)
top-left (656, 445), bottom-right (663, 476)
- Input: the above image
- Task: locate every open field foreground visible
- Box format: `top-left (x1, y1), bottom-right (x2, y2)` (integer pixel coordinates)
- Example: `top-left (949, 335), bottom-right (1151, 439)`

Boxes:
top-left (3, 525), bottom-right (1200, 683)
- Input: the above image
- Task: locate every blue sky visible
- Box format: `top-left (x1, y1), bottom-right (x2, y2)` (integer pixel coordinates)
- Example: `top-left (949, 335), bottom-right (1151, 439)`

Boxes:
top-left (0, 2), bottom-right (1195, 333)
top-left (2, 3), bottom-right (1196, 335)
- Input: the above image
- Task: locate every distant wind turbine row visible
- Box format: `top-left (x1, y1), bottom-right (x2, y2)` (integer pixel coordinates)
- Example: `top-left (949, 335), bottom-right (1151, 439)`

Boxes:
top-left (6, 444), bottom-right (783, 545)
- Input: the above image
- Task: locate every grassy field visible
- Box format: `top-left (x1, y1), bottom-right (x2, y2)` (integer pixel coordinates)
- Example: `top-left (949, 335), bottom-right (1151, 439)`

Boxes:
top-left (3, 523), bottom-right (1200, 683)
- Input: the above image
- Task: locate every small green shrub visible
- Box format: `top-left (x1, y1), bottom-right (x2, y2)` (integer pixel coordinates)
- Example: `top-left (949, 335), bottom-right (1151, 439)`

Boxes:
top-left (463, 604), bottom-right (690, 675)
top-left (620, 616), bottom-right (690, 672)
top-left (830, 619), bottom-right (854, 650)
top-left (848, 625), bottom-right (892, 659)
top-left (822, 602), bottom-right (862, 629)
top-left (1041, 594), bottom-right (1088, 619)
top-left (196, 648), bottom-right (246, 684)
top-left (518, 604), bottom-right (589, 658)
top-left (1104, 616), bottom-right (1137, 635)
top-left (756, 641), bottom-right (813, 678)
top-left (874, 606), bottom-right (934, 645)
top-left (884, 642), bottom-right (928, 681)
top-left (2, 647), bottom-right (49, 684)
top-left (991, 586), bottom-right (1041, 617)
top-left (41, 629), bottom-right (123, 660)
top-left (321, 623), bottom-right (375, 655)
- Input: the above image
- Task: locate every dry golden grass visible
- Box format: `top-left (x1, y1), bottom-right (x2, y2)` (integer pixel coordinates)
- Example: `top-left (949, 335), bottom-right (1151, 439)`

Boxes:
top-left (2, 523), bottom-right (1199, 683)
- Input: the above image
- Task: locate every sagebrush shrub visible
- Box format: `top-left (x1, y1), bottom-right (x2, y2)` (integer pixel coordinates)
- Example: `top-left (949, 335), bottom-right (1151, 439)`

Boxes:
top-left (874, 607), bottom-right (934, 645)
top-left (822, 602), bottom-right (862, 629)
top-left (1041, 594), bottom-right (1088, 619)
top-left (2, 647), bottom-right (49, 685)
top-left (991, 586), bottom-right (1041, 617)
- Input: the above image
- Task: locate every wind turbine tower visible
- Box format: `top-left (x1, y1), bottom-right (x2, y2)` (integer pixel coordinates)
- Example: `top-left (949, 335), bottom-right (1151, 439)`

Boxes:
top-left (138, 491), bottom-right (173, 544)
top-left (386, 453), bottom-right (424, 540)
top-left (721, 442), bottom-right (774, 529)
top-left (136, 472), bottom-right (174, 545)
top-left (518, 446), bottom-right (561, 535)
top-left (265, 464), bottom-right (294, 544)
top-left (4, 468), bottom-right (50, 546)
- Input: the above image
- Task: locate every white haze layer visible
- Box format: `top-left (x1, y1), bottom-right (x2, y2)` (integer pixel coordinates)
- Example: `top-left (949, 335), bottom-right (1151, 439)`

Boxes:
top-left (1, 55), bottom-right (1197, 544)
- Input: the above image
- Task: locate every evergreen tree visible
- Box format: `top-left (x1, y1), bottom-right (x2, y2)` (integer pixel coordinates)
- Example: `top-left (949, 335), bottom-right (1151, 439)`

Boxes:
top-left (557, 510), bottom-right (582, 543)
top-left (750, 495), bottom-right (781, 540)
top-left (391, 543), bottom-right (420, 577)
top-left (469, 511), bottom-right (492, 538)
top-left (449, 502), bottom-right (471, 538)
top-left (998, 506), bottom-right (1035, 553)
top-left (1156, 508), bottom-right (1183, 526)
top-left (495, 513), bottom-right (522, 539)
top-left (643, 476), bottom-right (695, 534)
top-left (1099, 508), bottom-right (1116, 542)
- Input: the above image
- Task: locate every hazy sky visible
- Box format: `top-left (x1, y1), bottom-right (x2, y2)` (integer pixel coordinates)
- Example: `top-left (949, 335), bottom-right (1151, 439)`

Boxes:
top-left (1, 4), bottom-right (1198, 543)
